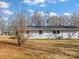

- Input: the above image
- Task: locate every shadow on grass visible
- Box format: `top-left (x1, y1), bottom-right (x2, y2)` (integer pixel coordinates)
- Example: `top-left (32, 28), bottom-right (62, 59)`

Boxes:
top-left (52, 43), bottom-right (79, 48)
top-left (0, 40), bottom-right (18, 46)
top-left (9, 37), bottom-right (16, 40)
top-left (23, 42), bottom-right (79, 58)
top-left (24, 45), bottom-right (76, 58)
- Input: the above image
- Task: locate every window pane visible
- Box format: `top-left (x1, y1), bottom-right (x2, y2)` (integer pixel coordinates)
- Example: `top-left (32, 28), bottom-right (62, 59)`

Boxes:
top-left (39, 31), bottom-right (42, 34)
top-left (26, 31), bottom-right (29, 34)
top-left (57, 30), bottom-right (60, 34)
top-left (53, 30), bottom-right (56, 34)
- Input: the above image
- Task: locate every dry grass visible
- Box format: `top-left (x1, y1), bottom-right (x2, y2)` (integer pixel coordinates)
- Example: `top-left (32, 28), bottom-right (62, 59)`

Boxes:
top-left (0, 35), bottom-right (79, 59)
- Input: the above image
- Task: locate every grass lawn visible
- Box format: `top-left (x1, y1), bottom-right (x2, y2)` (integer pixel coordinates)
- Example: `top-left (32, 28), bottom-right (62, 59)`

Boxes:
top-left (0, 35), bottom-right (79, 59)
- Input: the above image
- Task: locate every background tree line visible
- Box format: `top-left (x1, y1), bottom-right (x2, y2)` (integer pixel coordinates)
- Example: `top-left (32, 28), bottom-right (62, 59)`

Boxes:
top-left (10, 11), bottom-right (79, 27)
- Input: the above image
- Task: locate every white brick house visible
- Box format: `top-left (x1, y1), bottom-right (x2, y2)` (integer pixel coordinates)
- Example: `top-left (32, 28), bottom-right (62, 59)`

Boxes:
top-left (24, 26), bottom-right (79, 39)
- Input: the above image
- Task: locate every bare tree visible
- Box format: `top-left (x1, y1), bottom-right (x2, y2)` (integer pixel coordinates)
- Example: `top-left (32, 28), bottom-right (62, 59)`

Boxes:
top-left (9, 12), bottom-right (28, 46)
top-left (71, 12), bottom-right (79, 27)
top-left (47, 15), bottom-right (65, 26)
top-left (47, 16), bottom-right (57, 26)
top-left (31, 11), bottom-right (45, 26)
top-left (0, 16), bottom-right (6, 34)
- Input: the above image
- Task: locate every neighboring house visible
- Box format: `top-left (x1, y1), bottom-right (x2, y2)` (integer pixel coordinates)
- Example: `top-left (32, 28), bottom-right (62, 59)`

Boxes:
top-left (0, 29), bottom-right (2, 35)
top-left (24, 26), bottom-right (79, 39)
top-left (1, 31), bottom-right (10, 35)
top-left (0, 29), bottom-right (10, 35)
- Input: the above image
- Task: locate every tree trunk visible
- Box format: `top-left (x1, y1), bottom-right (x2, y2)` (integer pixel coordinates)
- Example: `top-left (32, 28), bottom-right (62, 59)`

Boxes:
top-left (17, 39), bottom-right (21, 46)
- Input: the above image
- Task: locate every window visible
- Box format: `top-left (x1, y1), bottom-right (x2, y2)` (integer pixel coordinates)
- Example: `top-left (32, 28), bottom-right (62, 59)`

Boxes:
top-left (57, 30), bottom-right (60, 34)
top-left (53, 30), bottom-right (56, 34)
top-left (26, 31), bottom-right (29, 34)
top-left (39, 31), bottom-right (42, 34)
top-left (53, 30), bottom-right (60, 34)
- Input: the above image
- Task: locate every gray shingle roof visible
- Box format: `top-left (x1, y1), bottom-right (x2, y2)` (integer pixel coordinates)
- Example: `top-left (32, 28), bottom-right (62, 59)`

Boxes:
top-left (26, 26), bottom-right (79, 31)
